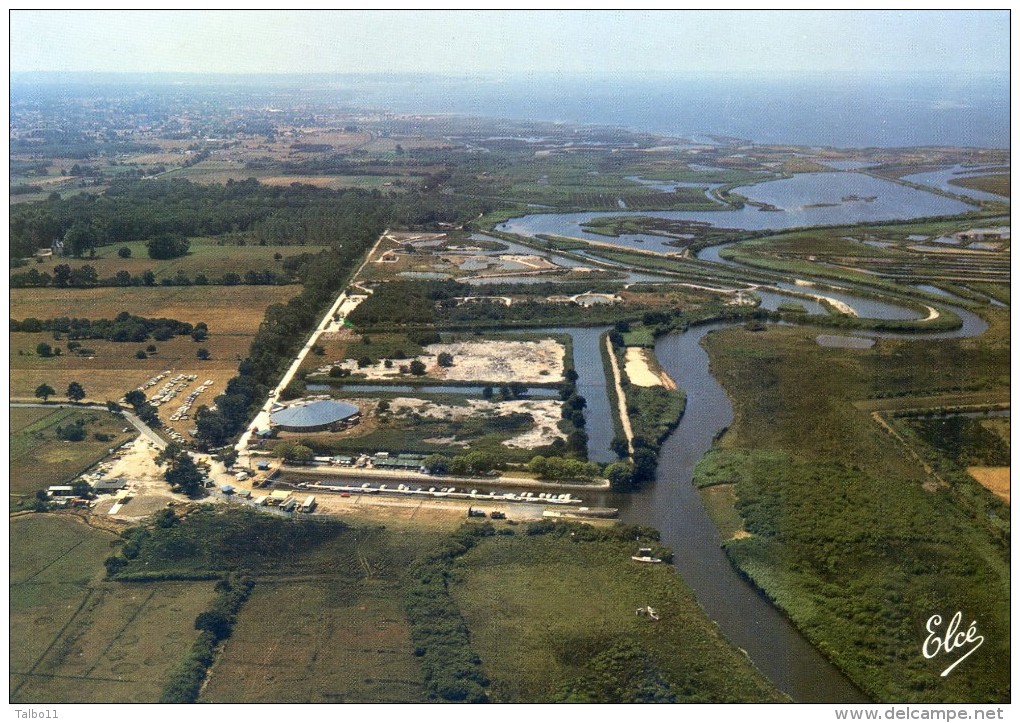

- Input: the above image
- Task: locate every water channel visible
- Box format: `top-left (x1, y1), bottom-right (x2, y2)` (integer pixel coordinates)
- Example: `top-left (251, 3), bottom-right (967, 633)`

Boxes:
top-left (507, 211), bottom-right (988, 699)
top-left (310, 187), bottom-right (992, 700)
top-left (900, 164), bottom-right (1010, 204)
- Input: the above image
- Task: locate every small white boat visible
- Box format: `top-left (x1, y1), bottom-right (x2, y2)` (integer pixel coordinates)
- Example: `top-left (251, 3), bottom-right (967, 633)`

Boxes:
top-left (631, 547), bottom-right (663, 564)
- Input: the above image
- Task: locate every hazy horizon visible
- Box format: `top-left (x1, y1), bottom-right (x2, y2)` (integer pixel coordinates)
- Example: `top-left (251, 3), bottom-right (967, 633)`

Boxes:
top-left (11, 10), bottom-right (1008, 76)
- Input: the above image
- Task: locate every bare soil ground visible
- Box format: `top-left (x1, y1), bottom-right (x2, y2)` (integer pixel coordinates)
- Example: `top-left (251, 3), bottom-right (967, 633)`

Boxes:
top-left (92, 437), bottom-right (193, 519)
top-left (624, 347), bottom-right (663, 387)
top-left (328, 339), bottom-right (565, 384)
top-left (967, 466), bottom-right (1010, 504)
top-left (429, 340), bottom-right (565, 383)
top-left (388, 397), bottom-right (566, 448)
top-left (299, 491), bottom-right (550, 525)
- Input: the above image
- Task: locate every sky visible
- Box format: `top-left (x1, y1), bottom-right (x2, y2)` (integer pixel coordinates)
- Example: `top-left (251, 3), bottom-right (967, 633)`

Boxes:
top-left (9, 10), bottom-right (1010, 77)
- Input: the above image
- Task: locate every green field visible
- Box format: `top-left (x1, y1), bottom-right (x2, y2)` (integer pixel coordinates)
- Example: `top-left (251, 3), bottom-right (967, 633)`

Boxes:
top-left (700, 324), bottom-right (1010, 702)
top-left (106, 507), bottom-right (438, 703)
top-left (81, 505), bottom-right (788, 704)
top-left (9, 407), bottom-right (136, 503)
top-left (979, 417), bottom-right (1010, 445)
top-left (10, 514), bottom-right (218, 703)
top-left (948, 174), bottom-right (1010, 198)
top-left (16, 236), bottom-right (329, 282)
top-left (450, 527), bottom-right (783, 702)
top-left (200, 580), bottom-right (423, 703)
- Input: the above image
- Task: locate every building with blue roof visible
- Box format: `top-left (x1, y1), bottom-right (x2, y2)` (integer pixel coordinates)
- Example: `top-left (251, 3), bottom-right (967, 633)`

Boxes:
top-left (270, 399), bottom-right (361, 433)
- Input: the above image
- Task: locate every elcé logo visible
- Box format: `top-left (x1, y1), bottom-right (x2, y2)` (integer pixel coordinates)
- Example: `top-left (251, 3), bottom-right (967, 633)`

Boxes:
top-left (922, 612), bottom-right (984, 677)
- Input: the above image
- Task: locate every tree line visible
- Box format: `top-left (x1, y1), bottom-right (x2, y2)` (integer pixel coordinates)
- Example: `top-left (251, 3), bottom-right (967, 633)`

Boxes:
top-left (11, 175), bottom-right (487, 259)
top-left (13, 313), bottom-right (197, 343)
top-left (11, 264), bottom-right (296, 289)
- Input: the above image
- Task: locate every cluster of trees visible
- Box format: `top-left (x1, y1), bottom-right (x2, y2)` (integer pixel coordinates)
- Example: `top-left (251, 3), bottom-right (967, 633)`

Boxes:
top-left (12, 264), bottom-right (103, 288)
top-left (556, 369), bottom-right (589, 457)
top-left (146, 233), bottom-right (190, 259)
top-left (124, 389), bottom-right (160, 428)
top-left (54, 418), bottom-right (88, 442)
top-left (404, 523), bottom-right (493, 702)
top-left (275, 442), bottom-right (314, 463)
top-left (527, 455), bottom-right (601, 481)
top-left (480, 382), bottom-right (529, 401)
top-left (156, 443), bottom-right (206, 497)
top-left (11, 130), bottom-right (159, 159)
top-left (441, 298), bottom-right (634, 327)
top-left (348, 278), bottom-right (637, 329)
top-left (13, 313), bottom-right (197, 343)
top-left (33, 381), bottom-right (85, 402)
top-left (554, 641), bottom-right (677, 703)
top-left (348, 280), bottom-right (471, 326)
top-left (9, 177), bottom-right (396, 259)
top-left (160, 574), bottom-right (256, 703)
top-left (11, 264), bottom-right (295, 289)
top-left (422, 451), bottom-right (504, 477)
top-left (33, 342), bottom-right (61, 358)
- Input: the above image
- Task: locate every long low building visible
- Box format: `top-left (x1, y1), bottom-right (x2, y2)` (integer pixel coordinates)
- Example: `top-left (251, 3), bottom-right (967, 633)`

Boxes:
top-left (270, 399), bottom-right (361, 433)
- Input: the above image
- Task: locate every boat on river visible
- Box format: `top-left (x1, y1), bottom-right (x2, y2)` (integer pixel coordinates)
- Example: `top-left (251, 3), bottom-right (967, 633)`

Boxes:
top-left (631, 547), bottom-right (663, 563)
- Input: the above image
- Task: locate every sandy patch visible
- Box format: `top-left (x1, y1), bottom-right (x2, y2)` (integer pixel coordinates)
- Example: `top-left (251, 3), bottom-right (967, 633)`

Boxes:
top-left (92, 437), bottom-right (194, 519)
top-left (388, 397), bottom-right (566, 449)
top-left (624, 348), bottom-right (663, 387)
top-left (967, 467), bottom-right (1010, 504)
top-left (427, 340), bottom-right (564, 383)
top-left (325, 339), bottom-right (565, 383)
top-left (819, 296), bottom-right (858, 317)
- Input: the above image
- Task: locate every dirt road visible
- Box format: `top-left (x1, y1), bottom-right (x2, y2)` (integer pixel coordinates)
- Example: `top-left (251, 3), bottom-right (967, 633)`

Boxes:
top-left (604, 336), bottom-right (634, 455)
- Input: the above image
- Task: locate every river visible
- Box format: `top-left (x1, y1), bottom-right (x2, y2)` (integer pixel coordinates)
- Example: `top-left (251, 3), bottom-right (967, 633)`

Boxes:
top-left (591, 297), bottom-right (985, 702)
top-left (303, 210), bottom-right (989, 700)
top-left (537, 227), bottom-right (987, 700)
top-left (491, 169), bottom-right (996, 699)
top-left (498, 171), bottom-right (977, 253)
top-left (580, 237), bottom-right (987, 700)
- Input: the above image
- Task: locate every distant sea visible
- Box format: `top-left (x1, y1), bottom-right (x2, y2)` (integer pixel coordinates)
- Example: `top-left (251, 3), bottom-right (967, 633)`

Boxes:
top-left (344, 73), bottom-right (1010, 149)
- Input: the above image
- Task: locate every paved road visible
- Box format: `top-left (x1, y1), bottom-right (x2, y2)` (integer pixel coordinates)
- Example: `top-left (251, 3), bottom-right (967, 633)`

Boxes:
top-left (234, 230), bottom-right (390, 462)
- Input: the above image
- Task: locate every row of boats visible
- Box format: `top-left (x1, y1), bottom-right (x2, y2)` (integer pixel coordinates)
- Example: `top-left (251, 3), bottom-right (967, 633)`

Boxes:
top-left (298, 481), bottom-right (583, 505)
